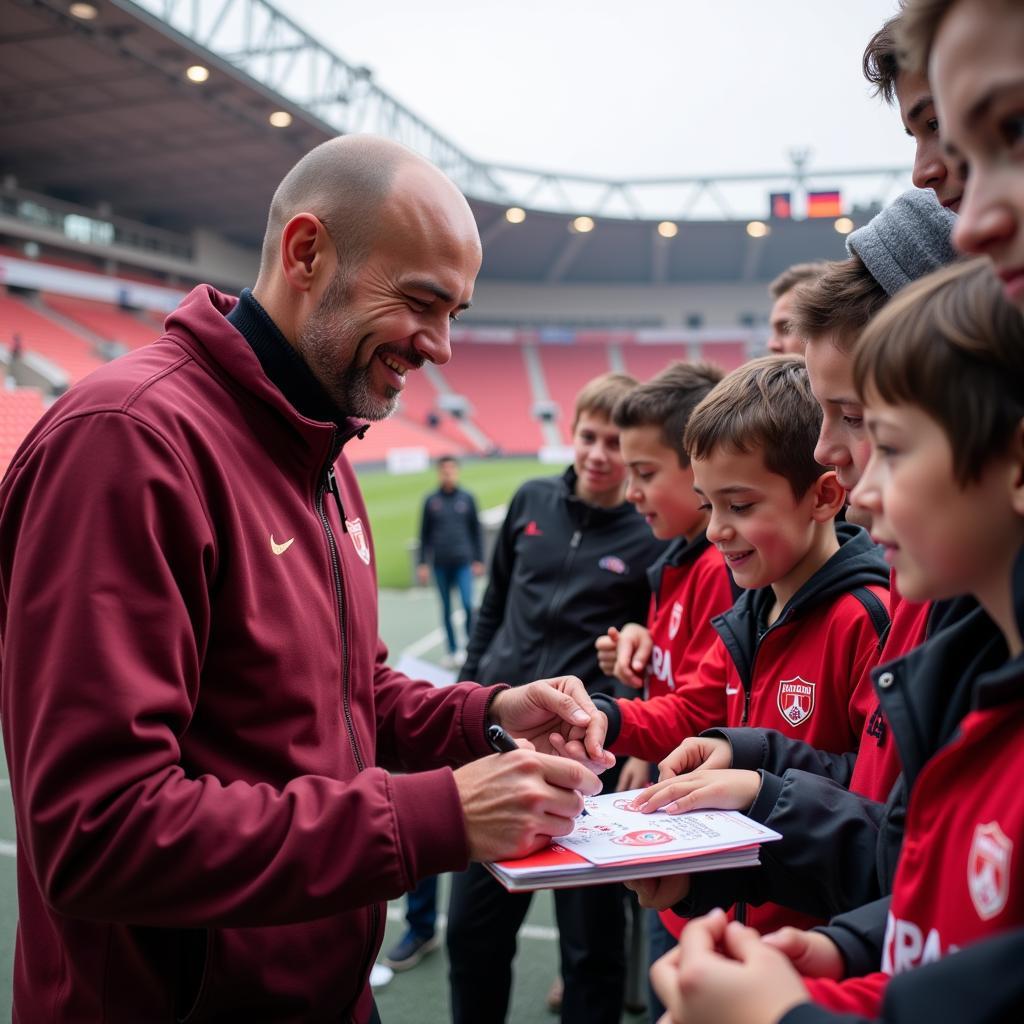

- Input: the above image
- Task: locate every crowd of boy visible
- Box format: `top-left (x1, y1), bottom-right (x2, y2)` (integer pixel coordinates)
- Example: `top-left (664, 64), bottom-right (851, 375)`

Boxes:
top-left (0, 0), bottom-right (1021, 1022)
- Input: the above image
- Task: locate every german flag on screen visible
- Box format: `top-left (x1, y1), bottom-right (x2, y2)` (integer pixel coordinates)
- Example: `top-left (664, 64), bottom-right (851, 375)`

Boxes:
top-left (807, 190), bottom-right (842, 218)
top-left (770, 192), bottom-right (792, 218)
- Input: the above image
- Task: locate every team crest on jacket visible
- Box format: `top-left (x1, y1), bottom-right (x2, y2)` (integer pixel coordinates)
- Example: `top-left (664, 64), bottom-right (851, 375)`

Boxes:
top-left (668, 601), bottom-right (683, 640)
top-left (345, 517), bottom-right (372, 565)
top-left (777, 676), bottom-right (815, 726)
top-left (599, 555), bottom-right (628, 575)
top-left (968, 821), bottom-right (1013, 921)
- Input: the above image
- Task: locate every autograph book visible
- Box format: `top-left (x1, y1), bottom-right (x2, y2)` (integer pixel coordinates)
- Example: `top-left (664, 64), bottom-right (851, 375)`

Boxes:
top-left (485, 789), bottom-right (781, 892)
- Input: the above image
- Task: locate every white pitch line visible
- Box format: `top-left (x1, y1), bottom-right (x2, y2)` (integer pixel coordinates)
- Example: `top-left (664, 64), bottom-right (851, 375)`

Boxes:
top-left (400, 609), bottom-right (466, 659)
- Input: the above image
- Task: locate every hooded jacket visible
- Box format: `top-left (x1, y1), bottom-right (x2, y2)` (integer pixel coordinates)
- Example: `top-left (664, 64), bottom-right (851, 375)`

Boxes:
top-left (598, 522), bottom-right (889, 937)
top-left (460, 467), bottom-right (665, 693)
top-left (0, 286), bottom-right (499, 1023)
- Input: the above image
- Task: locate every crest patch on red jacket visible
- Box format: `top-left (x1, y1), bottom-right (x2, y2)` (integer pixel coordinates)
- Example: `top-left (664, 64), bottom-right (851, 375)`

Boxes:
top-left (968, 821), bottom-right (1013, 921)
top-left (777, 676), bottom-right (815, 726)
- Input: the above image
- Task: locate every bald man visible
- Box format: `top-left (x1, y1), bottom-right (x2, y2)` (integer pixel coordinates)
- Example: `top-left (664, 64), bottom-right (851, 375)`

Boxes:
top-left (0, 136), bottom-right (612, 1023)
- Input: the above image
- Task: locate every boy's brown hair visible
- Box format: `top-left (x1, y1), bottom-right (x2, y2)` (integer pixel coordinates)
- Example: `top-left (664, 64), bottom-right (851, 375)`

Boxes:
top-left (612, 361), bottom-right (725, 466)
top-left (769, 261), bottom-right (829, 300)
top-left (863, 11), bottom-right (904, 106)
top-left (684, 354), bottom-right (826, 499)
top-left (853, 258), bottom-right (1024, 485)
top-left (897, 0), bottom-right (958, 73)
top-left (789, 256), bottom-right (889, 355)
top-left (573, 372), bottom-right (637, 429)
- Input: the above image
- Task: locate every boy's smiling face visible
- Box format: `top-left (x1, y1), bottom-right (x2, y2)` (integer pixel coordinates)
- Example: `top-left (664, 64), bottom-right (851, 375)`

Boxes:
top-left (622, 424), bottom-right (706, 541)
top-left (692, 446), bottom-right (839, 605)
top-left (854, 395), bottom-right (1024, 607)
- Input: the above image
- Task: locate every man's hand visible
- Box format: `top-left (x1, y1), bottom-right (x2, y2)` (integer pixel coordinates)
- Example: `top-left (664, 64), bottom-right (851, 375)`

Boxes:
top-left (416, 563), bottom-right (430, 586)
top-left (623, 873), bottom-right (691, 910)
top-left (630, 769), bottom-right (760, 815)
top-left (615, 756), bottom-right (650, 793)
top-left (453, 749), bottom-right (602, 861)
top-left (658, 735), bottom-right (733, 779)
top-left (762, 927), bottom-right (845, 980)
top-left (594, 623), bottom-right (652, 688)
top-left (489, 677), bottom-right (615, 773)
top-left (649, 909), bottom-right (809, 1024)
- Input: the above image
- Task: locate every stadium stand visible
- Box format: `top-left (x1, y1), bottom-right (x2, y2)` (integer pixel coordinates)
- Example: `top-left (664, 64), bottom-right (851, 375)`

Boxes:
top-left (620, 342), bottom-right (693, 380)
top-left (346, 414), bottom-right (469, 465)
top-left (41, 294), bottom-right (157, 351)
top-left (536, 342), bottom-right (614, 443)
top-left (0, 386), bottom-right (46, 476)
top-left (0, 291), bottom-right (106, 386)
top-left (436, 342), bottom-right (546, 455)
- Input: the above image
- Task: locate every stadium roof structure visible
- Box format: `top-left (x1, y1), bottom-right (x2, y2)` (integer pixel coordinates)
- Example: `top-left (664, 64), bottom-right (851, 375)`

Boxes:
top-left (1, 0), bottom-right (913, 284)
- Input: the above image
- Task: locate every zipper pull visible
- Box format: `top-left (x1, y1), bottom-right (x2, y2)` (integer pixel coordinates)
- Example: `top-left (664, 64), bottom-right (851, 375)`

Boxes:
top-left (327, 465), bottom-right (349, 533)
top-left (570, 529), bottom-right (582, 548)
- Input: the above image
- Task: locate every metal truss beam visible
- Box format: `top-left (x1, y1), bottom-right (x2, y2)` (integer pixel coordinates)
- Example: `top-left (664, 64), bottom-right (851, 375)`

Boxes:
top-left (117, 0), bottom-right (911, 221)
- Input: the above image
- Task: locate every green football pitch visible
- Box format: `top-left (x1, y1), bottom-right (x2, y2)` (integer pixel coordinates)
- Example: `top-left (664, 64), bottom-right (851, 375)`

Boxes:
top-left (355, 457), bottom-right (546, 589)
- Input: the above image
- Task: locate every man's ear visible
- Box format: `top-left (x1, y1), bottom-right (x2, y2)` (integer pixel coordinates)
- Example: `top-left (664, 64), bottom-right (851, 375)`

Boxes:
top-left (1008, 419), bottom-right (1024, 519)
top-left (279, 213), bottom-right (332, 293)
top-left (809, 469), bottom-right (846, 523)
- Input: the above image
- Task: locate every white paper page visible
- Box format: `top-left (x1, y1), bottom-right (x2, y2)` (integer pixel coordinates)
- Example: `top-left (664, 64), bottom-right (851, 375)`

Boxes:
top-left (559, 789), bottom-right (780, 865)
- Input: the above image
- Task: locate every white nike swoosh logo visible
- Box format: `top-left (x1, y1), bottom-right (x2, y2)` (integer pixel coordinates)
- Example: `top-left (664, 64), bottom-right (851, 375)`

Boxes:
top-left (726, 686), bottom-right (740, 695)
top-left (270, 534), bottom-right (294, 556)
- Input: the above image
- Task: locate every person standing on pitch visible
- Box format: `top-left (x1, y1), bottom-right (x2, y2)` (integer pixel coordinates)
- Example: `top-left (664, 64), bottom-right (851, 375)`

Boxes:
top-left (416, 454), bottom-right (484, 669)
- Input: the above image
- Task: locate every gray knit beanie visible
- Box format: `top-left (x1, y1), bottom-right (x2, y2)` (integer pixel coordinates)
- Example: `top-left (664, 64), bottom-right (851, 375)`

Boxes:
top-left (845, 189), bottom-right (958, 296)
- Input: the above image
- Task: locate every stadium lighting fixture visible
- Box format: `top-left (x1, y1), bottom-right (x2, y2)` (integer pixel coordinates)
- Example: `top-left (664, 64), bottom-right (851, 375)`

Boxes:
top-left (834, 217), bottom-right (855, 235)
top-left (657, 221), bottom-right (678, 239)
top-left (572, 216), bottom-right (595, 234)
top-left (269, 110), bottom-right (293, 128)
top-left (746, 220), bottom-right (770, 239)
top-left (185, 65), bottom-right (210, 84)
top-left (505, 207), bottom-right (526, 224)
top-left (69, 2), bottom-right (98, 18)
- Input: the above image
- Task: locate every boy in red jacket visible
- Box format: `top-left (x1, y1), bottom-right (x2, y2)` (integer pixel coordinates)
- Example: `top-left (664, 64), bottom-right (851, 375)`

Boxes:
top-left (652, 258), bottom-right (1024, 1024)
top-left (565, 355), bottom-right (890, 939)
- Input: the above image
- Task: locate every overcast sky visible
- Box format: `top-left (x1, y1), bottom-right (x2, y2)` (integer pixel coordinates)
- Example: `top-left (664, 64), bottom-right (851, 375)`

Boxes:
top-left (275, 0), bottom-right (909, 183)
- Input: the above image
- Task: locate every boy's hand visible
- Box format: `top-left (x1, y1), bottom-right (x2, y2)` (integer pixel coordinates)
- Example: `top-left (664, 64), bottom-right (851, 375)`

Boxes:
top-left (762, 927), bottom-right (845, 980)
top-left (658, 735), bottom-right (733, 779)
top-left (615, 756), bottom-right (650, 792)
top-left (650, 910), bottom-right (809, 1024)
top-left (623, 872), bottom-right (691, 910)
top-left (595, 623), bottom-right (652, 688)
top-left (630, 769), bottom-right (761, 814)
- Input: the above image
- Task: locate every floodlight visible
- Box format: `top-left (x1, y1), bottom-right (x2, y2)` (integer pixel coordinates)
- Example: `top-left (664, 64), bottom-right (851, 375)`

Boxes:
top-left (572, 216), bottom-right (595, 234)
top-left (657, 221), bottom-right (678, 239)
top-left (185, 65), bottom-right (210, 84)
top-left (746, 221), bottom-right (770, 238)
top-left (834, 217), bottom-right (855, 235)
top-left (269, 111), bottom-right (293, 128)
top-left (69, 3), bottom-right (98, 19)
top-left (505, 207), bottom-right (526, 224)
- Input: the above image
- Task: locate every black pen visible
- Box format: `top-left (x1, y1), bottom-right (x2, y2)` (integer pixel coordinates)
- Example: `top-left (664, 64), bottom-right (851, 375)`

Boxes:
top-left (487, 724), bottom-right (589, 816)
top-left (486, 723), bottom-right (519, 753)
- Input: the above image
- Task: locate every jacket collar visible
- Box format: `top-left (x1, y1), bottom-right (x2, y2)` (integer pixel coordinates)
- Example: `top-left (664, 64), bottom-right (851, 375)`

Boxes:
top-left (647, 532), bottom-right (712, 593)
top-left (166, 286), bottom-right (367, 462)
